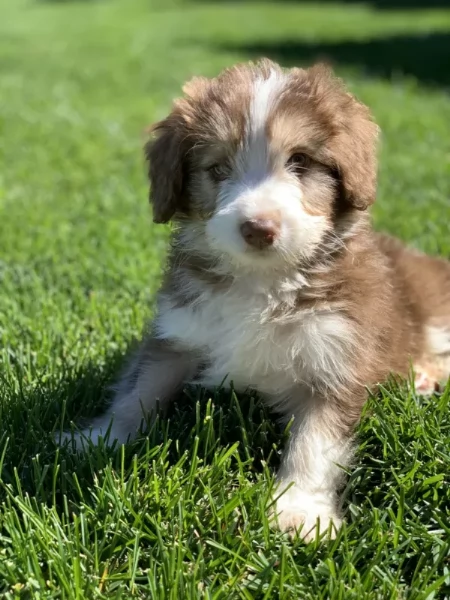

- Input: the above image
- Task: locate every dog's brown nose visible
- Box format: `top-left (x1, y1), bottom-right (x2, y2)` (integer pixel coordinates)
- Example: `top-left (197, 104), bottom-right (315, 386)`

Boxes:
top-left (240, 219), bottom-right (280, 249)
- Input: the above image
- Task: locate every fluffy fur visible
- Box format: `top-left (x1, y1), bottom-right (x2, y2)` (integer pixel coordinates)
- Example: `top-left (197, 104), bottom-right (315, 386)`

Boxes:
top-left (57, 60), bottom-right (450, 541)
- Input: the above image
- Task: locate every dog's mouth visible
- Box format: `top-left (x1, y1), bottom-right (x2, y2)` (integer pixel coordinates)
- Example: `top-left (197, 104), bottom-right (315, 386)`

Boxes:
top-left (243, 243), bottom-right (277, 257)
top-left (236, 240), bottom-right (284, 271)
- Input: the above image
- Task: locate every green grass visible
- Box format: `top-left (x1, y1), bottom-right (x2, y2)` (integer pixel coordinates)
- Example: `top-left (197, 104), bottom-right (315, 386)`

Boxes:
top-left (1, 0), bottom-right (450, 597)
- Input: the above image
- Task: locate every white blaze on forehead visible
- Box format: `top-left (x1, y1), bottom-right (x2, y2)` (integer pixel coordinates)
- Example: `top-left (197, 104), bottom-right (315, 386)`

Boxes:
top-left (249, 70), bottom-right (286, 135)
top-left (242, 69), bottom-right (287, 184)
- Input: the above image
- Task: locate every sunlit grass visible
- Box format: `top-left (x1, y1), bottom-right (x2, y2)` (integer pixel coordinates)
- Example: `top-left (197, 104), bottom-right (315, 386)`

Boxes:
top-left (0, 0), bottom-right (449, 596)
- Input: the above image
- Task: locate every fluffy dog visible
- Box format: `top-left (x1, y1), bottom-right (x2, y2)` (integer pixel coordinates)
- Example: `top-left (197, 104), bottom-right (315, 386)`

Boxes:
top-left (59, 60), bottom-right (450, 540)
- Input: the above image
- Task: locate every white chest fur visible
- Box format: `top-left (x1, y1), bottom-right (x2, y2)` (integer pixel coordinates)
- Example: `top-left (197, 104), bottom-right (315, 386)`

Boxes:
top-left (156, 278), bottom-right (355, 399)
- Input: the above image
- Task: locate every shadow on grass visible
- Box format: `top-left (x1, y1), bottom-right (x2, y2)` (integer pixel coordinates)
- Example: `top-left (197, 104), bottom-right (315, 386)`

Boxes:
top-left (340, 0), bottom-right (450, 7)
top-left (3, 336), bottom-right (421, 521)
top-left (0, 349), bottom-right (287, 505)
top-left (214, 31), bottom-right (450, 88)
top-left (0, 347), bottom-right (416, 547)
top-left (193, 0), bottom-right (450, 8)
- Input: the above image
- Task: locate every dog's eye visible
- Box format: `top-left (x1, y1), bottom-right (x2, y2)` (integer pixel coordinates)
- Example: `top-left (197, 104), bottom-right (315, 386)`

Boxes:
top-left (207, 163), bottom-right (228, 182)
top-left (286, 153), bottom-right (311, 175)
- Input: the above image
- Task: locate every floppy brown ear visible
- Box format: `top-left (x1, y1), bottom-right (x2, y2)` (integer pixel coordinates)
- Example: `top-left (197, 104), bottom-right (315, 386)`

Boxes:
top-left (145, 117), bottom-right (185, 224)
top-left (332, 99), bottom-right (379, 211)
top-left (304, 63), bottom-right (379, 211)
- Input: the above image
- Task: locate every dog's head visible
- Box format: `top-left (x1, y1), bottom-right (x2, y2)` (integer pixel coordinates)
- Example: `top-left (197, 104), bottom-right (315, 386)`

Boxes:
top-left (146, 59), bottom-right (378, 270)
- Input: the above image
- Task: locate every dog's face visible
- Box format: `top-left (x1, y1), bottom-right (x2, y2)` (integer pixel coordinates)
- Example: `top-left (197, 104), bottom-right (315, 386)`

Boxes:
top-left (146, 60), bottom-right (378, 270)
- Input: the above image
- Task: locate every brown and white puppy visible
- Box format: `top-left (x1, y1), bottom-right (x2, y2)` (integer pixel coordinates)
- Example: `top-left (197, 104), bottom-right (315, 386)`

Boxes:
top-left (58, 60), bottom-right (450, 540)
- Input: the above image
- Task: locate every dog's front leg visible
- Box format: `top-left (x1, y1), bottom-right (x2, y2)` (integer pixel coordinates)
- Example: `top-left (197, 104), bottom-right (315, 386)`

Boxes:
top-left (273, 392), bottom-right (360, 541)
top-left (57, 336), bottom-right (199, 450)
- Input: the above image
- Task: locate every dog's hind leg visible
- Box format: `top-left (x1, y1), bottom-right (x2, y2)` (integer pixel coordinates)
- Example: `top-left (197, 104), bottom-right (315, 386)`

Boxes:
top-left (414, 323), bottom-right (450, 395)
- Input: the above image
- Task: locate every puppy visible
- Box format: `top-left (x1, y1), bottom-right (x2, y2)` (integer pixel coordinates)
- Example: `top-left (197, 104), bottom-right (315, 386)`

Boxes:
top-left (58, 60), bottom-right (450, 540)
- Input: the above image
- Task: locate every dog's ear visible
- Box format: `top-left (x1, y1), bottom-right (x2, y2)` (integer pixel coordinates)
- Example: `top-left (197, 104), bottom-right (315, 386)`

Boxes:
top-left (306, 64), bottom-right (379, 210)
top-left (331, 97), bottom-right (379, 211)
top-left (145, 117), bottom-right (186, 224)
top-left (145, 77), bottom-right (211, 224)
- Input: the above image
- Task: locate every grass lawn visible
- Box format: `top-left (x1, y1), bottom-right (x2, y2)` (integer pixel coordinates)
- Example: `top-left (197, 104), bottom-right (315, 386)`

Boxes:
top-left (1, 0), bottom-right (450, 597)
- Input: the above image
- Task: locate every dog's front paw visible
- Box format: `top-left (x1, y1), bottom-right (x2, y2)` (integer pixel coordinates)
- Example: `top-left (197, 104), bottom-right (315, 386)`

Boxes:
top-left (54, 416), bottom-right (127, 452)
top-left (272, 486), bottom-right (341, 541)
top-left (55, 426), bottom-right (106, 452)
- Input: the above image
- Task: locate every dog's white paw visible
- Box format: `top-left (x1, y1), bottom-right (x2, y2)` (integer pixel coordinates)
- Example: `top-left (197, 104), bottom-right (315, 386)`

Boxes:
top-left (54, 417), bottom-right (126, 452)
top-left (54, 427), bottom-right (106, 452)
top-left (272, 486), bottom-right (341, 541)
